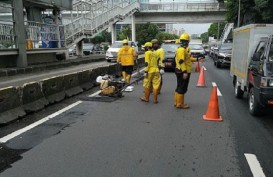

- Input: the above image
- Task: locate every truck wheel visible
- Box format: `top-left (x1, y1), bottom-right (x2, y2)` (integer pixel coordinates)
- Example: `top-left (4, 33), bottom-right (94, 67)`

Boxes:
top-left (234, 81), bottom-right (244, 99)
top-left (248, 87), bottom-right (262, 116)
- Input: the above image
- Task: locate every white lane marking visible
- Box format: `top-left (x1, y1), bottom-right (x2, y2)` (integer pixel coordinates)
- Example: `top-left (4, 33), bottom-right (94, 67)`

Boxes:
top-left (0, 101), bottom-right (82, 143)
top-left (212, 82), bottom-right (222, 96)
top-left (202, 66), bottom-right (207, 71)
top-left (88, 68), bottom-right (145, 97)
top-left (244, 153), bottom-right (266, 177)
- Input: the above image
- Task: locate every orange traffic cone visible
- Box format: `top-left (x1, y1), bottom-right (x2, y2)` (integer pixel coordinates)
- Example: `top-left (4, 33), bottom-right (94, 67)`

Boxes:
top-left (203, 86), bottom-right (223, 121)
top-left (196, 67), bottom-right (206, 87)
top-left (195, 61), bottom-right (200, 72)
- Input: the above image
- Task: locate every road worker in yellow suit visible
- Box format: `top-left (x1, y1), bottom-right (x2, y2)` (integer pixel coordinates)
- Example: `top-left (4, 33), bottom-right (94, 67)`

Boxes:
top-left (142, 42), bottom-right (152, 92)
top-left (174, 33), bottom-right (199, 109)
top-left (117, 39), bottom-right (138, 84)
top-left (151, 39), bottom-right (165, 94)
top-left (140, 42), bottom-right (163, 104)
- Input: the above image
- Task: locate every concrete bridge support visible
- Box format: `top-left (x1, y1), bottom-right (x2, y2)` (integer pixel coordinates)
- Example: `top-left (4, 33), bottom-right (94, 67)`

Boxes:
top-left (12, 0), bottom-right (27, 67)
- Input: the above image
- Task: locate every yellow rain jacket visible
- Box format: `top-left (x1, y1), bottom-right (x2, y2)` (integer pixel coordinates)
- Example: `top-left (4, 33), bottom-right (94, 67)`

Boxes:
top-left (155, 48), bottom-right (165, 68)
top-left (175, 47), bottom-right (189, 72)
top-left (117, 46), bottom-right (137, 66)
top-left (144, 50), bottom-right (160, 73)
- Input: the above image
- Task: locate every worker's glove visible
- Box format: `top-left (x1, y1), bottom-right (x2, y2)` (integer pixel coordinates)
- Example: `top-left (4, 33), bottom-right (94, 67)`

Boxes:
top-left (143, 72), bottom-right (148, 78)
top-left (160, 69), bottom-right (165, 75)
top-left (183, 72), bottom-right (188, 80)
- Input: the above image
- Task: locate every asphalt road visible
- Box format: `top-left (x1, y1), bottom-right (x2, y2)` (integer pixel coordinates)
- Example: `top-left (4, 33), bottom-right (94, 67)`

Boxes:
top-left (0, 57), bottom-right (272, 177)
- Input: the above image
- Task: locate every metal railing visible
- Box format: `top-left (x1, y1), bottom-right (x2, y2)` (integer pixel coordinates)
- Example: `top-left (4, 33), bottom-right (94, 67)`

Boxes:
top-left (64, 0), bottom-right (139, 47)
top-left (140, 2), bottom-right (226, 12)
top-left (0, 1), bottom-right (15, 49)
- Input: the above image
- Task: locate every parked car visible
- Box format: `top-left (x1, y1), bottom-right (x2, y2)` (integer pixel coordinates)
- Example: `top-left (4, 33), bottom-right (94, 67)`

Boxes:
top-left (161, 43), bottom-right (180, 71)
top-left (203, 44), bottom-right (210, 55)
top-left (83, 43), bottom-right (94, 55)
top-left (68, 45), bottom-right (76, 56)
top-left (189, 43), bottom-right (206, 59)
top-left (209, 43), bottom-right (220, 58)
top-left (214, 42), bottom-right (232, 68)
top-left (105, 41), bottom-right (138, 62)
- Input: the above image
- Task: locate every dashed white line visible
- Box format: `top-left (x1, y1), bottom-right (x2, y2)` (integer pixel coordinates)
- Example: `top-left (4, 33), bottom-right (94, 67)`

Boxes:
top-left (0, 101), bottom-right (82, 143)
top-left (212, 82), bottom-right (222, 96)
top-left (245, 153), bottom-right (266, 177)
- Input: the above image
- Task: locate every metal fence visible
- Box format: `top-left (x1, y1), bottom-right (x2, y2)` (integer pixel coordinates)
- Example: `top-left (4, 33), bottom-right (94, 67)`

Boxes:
top-left (140, 2), bottom-right (225, 12)
top-left (0, 1), bottom-right (15, 49)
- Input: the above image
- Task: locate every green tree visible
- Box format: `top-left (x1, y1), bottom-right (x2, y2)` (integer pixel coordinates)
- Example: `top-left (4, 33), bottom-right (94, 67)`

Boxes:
top-left (117, 25), bottom-right (131, 40)
top-left (208, 23), bottom-right (226, 39)
top-left (200, 32), bottom-right (209, 43)
top-left (155, 32), bottom-right (178, 43)
top-left (136, 23), bottom-right (160, 46)
top-left (226, 0), bottom-right (273, 26)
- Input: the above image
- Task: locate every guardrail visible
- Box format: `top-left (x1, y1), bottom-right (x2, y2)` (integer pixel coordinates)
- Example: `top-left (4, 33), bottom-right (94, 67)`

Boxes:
top-left (140, 2), bottom-right (226, 12)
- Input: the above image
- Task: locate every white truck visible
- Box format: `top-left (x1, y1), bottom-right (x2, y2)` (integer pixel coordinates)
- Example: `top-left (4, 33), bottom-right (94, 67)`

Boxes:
top-left (231, 24), bottom-right (273, 116)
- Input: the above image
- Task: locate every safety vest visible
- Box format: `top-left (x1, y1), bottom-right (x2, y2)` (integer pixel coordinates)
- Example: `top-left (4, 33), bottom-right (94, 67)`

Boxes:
top-left (117, 46), bottom-right (137, 66)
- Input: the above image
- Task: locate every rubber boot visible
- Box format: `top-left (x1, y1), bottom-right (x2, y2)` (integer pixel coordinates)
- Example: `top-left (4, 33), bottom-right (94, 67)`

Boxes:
top-left (122, 71), bottom-right (126, 82)
top-left (140, 88), bottom-right (150, 102)
top-left (176, 94), bottom-right (190, 109)
top-left (126, 75), bottom-right (131, 84)
top-left (153, 89), bottom-right (159, 104)
top-left (174, 92), bottom-right (178, 107)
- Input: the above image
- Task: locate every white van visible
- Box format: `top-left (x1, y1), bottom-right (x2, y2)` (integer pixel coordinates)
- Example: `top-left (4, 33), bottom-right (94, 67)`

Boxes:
top-left (105, 41), bottom-right (138, 62)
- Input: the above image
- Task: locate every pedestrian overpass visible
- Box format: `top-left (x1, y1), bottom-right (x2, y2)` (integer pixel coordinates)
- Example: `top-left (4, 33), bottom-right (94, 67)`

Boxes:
top-left (0, 0), bottom-right (227, 67)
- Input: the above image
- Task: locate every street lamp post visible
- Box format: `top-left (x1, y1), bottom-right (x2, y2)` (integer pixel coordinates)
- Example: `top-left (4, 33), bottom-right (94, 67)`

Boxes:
top-left (237, 0), bottom-right (241, 27)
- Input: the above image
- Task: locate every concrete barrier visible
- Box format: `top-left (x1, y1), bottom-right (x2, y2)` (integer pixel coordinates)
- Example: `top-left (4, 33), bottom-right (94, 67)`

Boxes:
top-left (41, 76), bottom-right (65, 104)
top-left (78, 70), bottom-right (96, 90)
top-left (21, 82), bottom-right (49, 113)
top-left (0, 86), bottom-right (25, 124)
top-left (63, 72), bottom-right (83, 97)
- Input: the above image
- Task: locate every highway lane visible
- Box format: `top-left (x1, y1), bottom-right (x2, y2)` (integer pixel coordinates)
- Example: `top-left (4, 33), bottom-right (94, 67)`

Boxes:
top-left (0, 64), bottom-right (241, 177)
top-left (0, 58), bottom-right (272, 176)
top-left (203, 57), bottom-right (273, 177)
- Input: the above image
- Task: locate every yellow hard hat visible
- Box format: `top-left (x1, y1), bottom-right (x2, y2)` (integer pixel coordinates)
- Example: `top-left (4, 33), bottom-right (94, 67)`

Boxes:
top-left (122, 39), bottom-right (129, 44)
top-left (144, 42), bottom-right (152, 47)
top-left (180, 33), bottom-right (190, 41)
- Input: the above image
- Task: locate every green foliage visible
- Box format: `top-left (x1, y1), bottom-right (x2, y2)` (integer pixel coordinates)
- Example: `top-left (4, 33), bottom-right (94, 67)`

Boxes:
top-left (155, 32), bottom-right (179, 43)
top-left (117, 25), bottom-right (131, 40)
top-left (89, 30), bottom-right (111, 44)
top-left (208, 23), bottom-right (226, 39)
top-left (136, 23), bottom-right (160, 45)
top-left (200, 32), bottom-right (209, 43)
top-left (226, 0), bottom-right (273, 25)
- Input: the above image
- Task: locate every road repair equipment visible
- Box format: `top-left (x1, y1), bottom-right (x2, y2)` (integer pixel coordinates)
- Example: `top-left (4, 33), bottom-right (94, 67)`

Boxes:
top-left (96, 75), bottom-right (126, 97)
top-left (196, 67), bottom-right (206, 87)
top-left (203, 86), bottom-right (223, 121)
